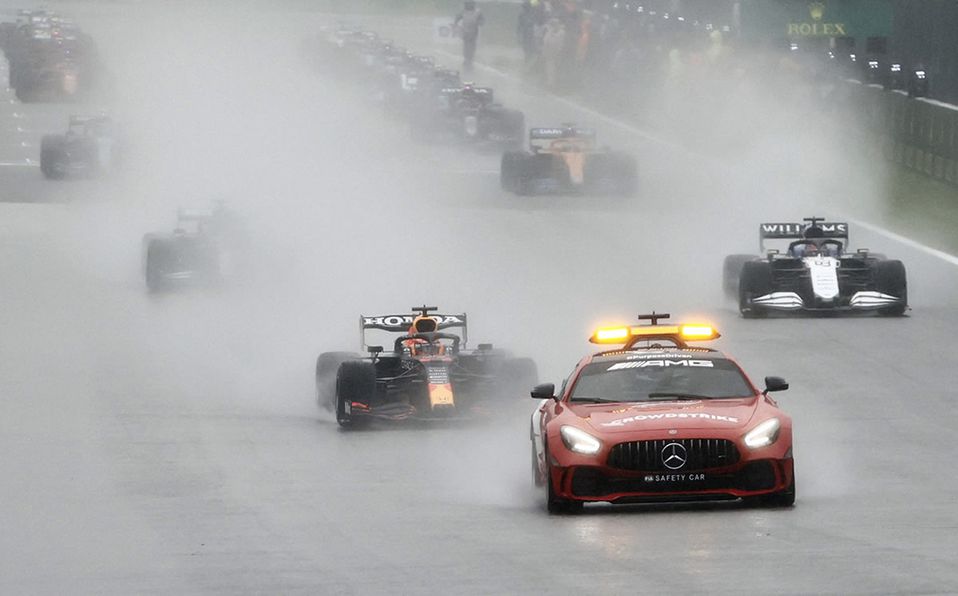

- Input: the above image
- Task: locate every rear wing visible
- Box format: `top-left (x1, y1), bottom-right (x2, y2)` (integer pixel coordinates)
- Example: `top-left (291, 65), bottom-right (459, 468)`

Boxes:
top-left (759, 221), bottom-right (849, 253)
top-left (359, 313), bottom-right (468, 350)
top-left (529, 126), bottom-right (596, 151)
top-left (439, 86), bottom-right (493, 101)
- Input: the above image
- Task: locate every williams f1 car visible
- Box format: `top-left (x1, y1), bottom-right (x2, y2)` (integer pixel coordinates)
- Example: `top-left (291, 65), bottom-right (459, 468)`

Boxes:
top-left (501, 126), bottom-right (637, 196)
top-left (316, 306), bottom-right (538, 428)
top-left (141, 204), bottom-right (244, 293)
top-left (530, 313), bottom-right (794, 513)
top-left (725, 218), bottom-right (907, 317)
top-left (40, 115), bottom-right (119, 179)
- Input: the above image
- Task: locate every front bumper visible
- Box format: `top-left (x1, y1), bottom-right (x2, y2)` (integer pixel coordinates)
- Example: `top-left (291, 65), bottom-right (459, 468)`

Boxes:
top-left (551, 459), bottom-right (794, 504)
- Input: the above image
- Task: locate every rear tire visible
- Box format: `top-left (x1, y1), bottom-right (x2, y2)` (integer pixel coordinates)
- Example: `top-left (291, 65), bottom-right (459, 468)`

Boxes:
top-left (874, 260), bottom-right (907, 316)
top-left (335, 360), bottom-right (376, 429)
top-left (739, 260), bottom-right (773, 318)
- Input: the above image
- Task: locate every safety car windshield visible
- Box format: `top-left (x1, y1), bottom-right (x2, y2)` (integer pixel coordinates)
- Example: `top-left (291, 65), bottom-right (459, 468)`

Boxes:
top-left (570, 357), bottom-right (753, 402)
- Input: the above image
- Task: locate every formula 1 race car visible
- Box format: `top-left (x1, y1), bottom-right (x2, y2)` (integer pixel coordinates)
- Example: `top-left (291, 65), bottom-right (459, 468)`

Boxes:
top-left (409, 83), bottom-right (524, 149)
top-left (3, 11), bottom-right (101, 103)
top-left (40, 115), bottom-right (119, 179)
top-left (315, 306), bottom-right (538, 428)
top-left (141, 204), bottom-right (244, 293)
top-left (725, 218), bottom-right (907, 317)
top-left (530, 313), bottom-right (795, 513)
top-left (501, 126), bottom-right (637, 196)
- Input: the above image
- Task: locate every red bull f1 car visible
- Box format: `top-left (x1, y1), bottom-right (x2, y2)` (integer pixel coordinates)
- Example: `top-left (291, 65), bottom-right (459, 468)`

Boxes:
top-left (530, 313), bottom-right (794, 513)
top-left (724, 217), bottom-right (907, 317)
top-left (316, 306), bottom-right (538, 428)
top-left (500, 126), bottom-right (637, 196)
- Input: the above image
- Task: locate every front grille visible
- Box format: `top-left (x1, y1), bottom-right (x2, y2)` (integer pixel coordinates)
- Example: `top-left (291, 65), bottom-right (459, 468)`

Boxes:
top-left (571, 461), bottom-right (778, 498)
top-left (608, 438), bottom-right (740, 472)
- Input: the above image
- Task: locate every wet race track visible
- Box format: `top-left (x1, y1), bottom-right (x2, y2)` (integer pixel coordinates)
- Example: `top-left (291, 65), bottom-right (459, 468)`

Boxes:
top-left (1, 3), bottom-right (958, 594)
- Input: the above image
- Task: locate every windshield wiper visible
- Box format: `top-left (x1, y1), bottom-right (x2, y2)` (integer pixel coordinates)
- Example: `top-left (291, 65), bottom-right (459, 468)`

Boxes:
top-left (646, 392), bottom-right (712, 400)
top-left (570, 397), bottom-right (622, 404)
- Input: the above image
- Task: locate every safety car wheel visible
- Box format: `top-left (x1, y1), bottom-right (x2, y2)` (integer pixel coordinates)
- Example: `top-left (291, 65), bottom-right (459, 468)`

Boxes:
top-left (335, 360), bottom-right (376, 429)
top-left (874, 260), bottom-right (907, 316)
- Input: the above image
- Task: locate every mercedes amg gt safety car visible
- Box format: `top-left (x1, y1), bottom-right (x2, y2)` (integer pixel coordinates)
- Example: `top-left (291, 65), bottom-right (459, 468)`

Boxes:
top-left (725, 217), bottom-right (907, 317)
top-left (40, 115), bottom-right (119, 179)
top-left (501, 126), bottom-right (637, 196)
top-left (316, 306), bottom-right (538, 428)
top-left (530, 313), bottom-right (794, 513)
top-left (141, 204), bottom-right (244, 293)
top-left (409, 83), bottom-right (524, 149)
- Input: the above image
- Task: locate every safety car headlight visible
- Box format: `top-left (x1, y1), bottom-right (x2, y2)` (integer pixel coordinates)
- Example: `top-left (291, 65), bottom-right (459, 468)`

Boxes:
top-left (560, 425), bottom-right (602, 455)
top-left (744, 418), bottom-right (781, 449)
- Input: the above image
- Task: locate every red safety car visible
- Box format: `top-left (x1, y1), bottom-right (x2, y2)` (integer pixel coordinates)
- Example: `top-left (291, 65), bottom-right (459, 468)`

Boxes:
top-left (530, 313), bottom-right (794, 513)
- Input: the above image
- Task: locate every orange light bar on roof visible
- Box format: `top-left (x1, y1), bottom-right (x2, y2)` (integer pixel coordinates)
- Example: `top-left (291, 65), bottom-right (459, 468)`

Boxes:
top-left (679, 325), bottom-right (721, 340)
top-left (592, 326), bottom-right (631, 343)
top-left (590, 324), bottom-right (720, 344)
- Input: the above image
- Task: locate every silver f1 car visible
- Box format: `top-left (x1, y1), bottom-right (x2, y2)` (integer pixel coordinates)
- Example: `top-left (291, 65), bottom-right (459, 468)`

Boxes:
top-left (725, 218), bottom-right (907, 317)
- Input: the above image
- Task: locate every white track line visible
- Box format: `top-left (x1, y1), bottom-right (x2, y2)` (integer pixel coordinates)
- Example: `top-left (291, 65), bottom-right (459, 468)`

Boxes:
top-left (846, 217), bottom-right (958, 266)
top-left (435, 48), bottom-right (958, 267)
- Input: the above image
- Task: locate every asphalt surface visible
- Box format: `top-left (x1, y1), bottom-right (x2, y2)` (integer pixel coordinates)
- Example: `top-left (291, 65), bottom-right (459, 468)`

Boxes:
top-left (1, 4), bottom-right (958, 595)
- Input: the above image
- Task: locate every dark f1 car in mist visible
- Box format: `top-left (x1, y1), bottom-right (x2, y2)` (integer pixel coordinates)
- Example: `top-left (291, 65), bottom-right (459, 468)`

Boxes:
top-left (410, 82), bottom-right (525, 149)
top-left (2, 10), bottom-right (101, 103)
top-left (141, 205), bottom-right (245, 293)
top-left (315, 306), bottom-right (538, 428)
top-left (500, 126), bottom-right (638, 196)
top-left (725, 217), bottom-right (907, 317)
top-left (40, 115), bottom-right (119, 179)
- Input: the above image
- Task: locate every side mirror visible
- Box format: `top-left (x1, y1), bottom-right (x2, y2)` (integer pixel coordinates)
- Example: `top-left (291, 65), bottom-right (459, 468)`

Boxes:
top-left (531, 382), bottom-right (556, 400)
top-left (764, 376), bottom-right (789, 394)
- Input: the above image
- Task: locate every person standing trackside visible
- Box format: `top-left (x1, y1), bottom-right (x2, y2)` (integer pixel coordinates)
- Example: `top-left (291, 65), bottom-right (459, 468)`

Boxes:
top-left (455, 0), bottom-right (484, 72)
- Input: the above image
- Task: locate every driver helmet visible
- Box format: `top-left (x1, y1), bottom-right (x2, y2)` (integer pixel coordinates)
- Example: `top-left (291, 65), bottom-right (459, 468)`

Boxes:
top-left (406, 316), bottom-right (441, 355)
top-left (820, 242), bottom-right (841, 257)
top-left (792, 241), bottom-right (819, 258)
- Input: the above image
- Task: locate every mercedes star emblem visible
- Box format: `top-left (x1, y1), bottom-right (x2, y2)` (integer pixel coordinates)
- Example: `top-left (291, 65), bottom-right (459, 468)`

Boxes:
top-left (661, 442), bottom-right (688, 470)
